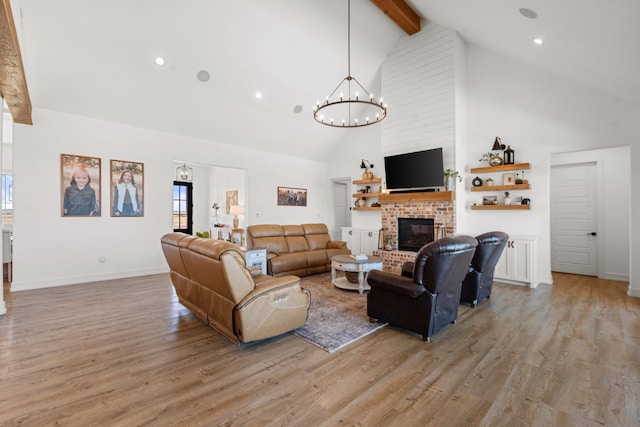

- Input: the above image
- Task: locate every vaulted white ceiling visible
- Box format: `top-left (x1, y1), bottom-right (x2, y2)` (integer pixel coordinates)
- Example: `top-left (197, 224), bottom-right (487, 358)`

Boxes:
top-left (13, 0), bottom-right (640, 161)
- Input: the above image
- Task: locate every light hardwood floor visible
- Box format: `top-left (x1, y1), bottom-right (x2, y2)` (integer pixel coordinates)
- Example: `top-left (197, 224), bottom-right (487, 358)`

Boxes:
top-left (1, 272), bottom-right (639, 426)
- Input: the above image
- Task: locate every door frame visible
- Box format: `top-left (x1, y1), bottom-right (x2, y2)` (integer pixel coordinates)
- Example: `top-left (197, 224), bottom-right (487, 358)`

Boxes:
top-left (331, 177), bottom-right (352, 240)
top-left (550, 148), bottom-right (630, 281)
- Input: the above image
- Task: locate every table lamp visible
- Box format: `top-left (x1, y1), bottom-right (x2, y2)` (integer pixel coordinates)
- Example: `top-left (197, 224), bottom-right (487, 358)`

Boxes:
top-left (230, 205), bottom-right (243, 229)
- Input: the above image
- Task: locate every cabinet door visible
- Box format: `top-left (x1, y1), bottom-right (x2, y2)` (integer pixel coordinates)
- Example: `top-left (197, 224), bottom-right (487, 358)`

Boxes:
top-left (349, 229), bottom-right (362, 254)
top-left (341, 228), bottom-right (354, 253)
top-left (511, 239), bottom-right (532, 283)
top-left (359, 229), bottom-right (379, 255)
top-left (494, 250), bottom-right (509, 280)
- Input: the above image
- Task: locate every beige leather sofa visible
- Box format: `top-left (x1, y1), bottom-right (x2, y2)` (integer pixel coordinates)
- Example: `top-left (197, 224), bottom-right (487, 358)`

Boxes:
top-left (161, 232), bottom-right (310, 344)
top-left (245, 223), bottom-right (350, 277)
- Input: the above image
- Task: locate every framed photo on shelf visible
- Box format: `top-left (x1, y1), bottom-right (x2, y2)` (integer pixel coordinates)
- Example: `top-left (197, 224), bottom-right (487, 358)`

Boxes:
top-left (110, 159), bottom-right (144, 217)
top-left (502, 173), bottom-right (516, 186)
top-left (60, 153), bottom-right (101, 217)
top-left (277, 187), bottom-right (307, 206)
top-left (482, 196), bottom-right (498, 205)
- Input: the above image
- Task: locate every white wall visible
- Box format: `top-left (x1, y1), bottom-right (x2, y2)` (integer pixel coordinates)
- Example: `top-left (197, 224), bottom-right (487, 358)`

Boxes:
top-left (11, 108), bottom-right (328, 290)
top-left (463, 45), bottom-right (639, 288)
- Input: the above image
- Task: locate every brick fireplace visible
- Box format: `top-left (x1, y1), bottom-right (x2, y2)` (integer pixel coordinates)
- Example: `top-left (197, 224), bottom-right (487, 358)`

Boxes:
top-left (373, 192), bottom-right (456, 273)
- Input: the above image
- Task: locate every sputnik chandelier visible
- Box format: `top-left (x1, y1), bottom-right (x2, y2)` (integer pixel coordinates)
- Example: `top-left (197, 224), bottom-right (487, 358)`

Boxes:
top-left (313, 0), bottom-right (387, 128)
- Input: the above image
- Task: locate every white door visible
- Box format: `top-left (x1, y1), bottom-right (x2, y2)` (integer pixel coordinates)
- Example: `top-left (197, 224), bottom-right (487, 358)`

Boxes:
top-left (331, 179), bottom-right (351, 240)
top-left (550, 163), bottom-right (597, 276)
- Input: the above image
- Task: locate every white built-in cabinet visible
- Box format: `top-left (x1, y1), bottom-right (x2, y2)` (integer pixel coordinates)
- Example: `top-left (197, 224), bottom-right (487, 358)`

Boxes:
top-left (494, 236), bottom-right (537, 287)
top-left (341, 228), bottom-right (380, 255)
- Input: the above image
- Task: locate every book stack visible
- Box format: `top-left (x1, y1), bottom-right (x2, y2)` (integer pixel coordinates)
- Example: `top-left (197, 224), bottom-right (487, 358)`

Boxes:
top-left (350, 254), bottom-right (368, 261)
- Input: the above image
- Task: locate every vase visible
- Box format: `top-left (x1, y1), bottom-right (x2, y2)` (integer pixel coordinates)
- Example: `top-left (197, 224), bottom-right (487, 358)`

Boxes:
top-left (489, 155), bottom-right (503, 166)
top-left (504, 196), bottom-right (511, 205)
top-left (445, 176), bottom-right (455, 191)
top-left (385, 243), bottom-right (393, 251)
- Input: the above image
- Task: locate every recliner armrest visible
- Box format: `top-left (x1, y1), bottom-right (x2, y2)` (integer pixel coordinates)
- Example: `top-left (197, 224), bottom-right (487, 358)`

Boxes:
top-left (367, 270), bottom-right (427, 298)
top-left (236, 275), bottom-right (302, 309)
top-left (327, 240), bottom-right (347, 249)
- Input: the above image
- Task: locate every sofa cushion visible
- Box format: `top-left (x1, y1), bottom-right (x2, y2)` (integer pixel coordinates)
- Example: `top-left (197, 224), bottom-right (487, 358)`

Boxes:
top-left (247, 224), bottom-right (289, 254)
top-left (306, 249), bottom-right (328, 268)
top-left (269, 252), bottom-right (307, 275)
top-left (303, 223), bottom-right (331, 250)
top-left (286, 236), bottom-right (310, 252)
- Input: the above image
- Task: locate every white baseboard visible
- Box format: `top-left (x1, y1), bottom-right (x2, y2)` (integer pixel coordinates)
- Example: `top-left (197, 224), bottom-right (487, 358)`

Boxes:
top-left (10, 266), bottom-right (169, 292)
top-left (628, 287), bottom-right (640, 298)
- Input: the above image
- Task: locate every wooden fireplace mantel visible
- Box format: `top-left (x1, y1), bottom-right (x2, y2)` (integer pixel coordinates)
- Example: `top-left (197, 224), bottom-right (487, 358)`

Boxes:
top-left (378, 191), bottom-right (454, 203)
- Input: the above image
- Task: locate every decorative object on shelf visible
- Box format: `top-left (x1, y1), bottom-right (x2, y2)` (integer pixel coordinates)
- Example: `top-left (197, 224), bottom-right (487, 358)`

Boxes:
top-left (503, 192), bottom-right (511, 205)
top-left (522, 198), bottom-right (531, 206)
top-left (502, 173), bottom-right (516, 185)
top-left (360, 159), bottom-right (374, 180)
top-left (480, 151), bottom-right (503, 166)
top-left (491, 136), bottom-right (506, 151)
top-left (472, 176), bottom-right (483, 187)
top-left (485, 178), bottom-right (494, 186)
top-left (483, 196), bottom-right (498, 205)
top-left (371, 202), bottom-right (381, 207)
top-left (230, 205), bottom-right (243, 228)
top-left (354, 198), bottom-right (366, 208)
top-left (521, 170), bottom-right (528, 184)
top-left (504, 145), bottom-right (515, 164)
top-left (443, 169), bottom-right (462, 191)
top-left (313, 0), bottom-right (387, 128)
top-left (515, 173), bottom-right (523, 185)
top-left (176, 162), bottom-right (193, 182)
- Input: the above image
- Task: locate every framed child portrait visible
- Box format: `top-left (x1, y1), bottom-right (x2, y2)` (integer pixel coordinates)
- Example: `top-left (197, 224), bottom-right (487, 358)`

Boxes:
top-left (110, 159), bottom-right (144, 217)
top-left (61, 153), bottom-right (101, 217)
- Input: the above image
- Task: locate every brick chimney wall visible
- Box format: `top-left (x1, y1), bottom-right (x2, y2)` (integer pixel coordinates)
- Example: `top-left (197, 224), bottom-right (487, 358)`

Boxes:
top-left (374, 200), bottom-right (456, 273)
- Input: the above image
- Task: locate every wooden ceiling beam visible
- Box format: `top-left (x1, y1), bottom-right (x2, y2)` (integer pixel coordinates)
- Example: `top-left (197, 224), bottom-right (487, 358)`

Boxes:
top-left (370, 0), bottom-right (421, 35)
top-left (0, 0), bottom-right (33, 125)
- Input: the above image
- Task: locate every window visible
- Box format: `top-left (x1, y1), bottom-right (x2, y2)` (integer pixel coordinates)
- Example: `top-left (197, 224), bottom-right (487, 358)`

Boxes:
top-left (173, 181), bottom-right (192, 234)
top-left (2, 173), bottom-right (12, 227)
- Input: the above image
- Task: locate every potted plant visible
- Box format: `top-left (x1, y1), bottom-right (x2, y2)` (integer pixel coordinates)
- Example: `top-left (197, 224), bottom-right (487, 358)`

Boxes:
top-left (504, 191), bottom-right (511, 205)
top-left (443, 169), bottom-right (463, 191)
top-left (485, 178), bottom-right (494, 186)
top-left (479, 152), bottom-right (503, 166)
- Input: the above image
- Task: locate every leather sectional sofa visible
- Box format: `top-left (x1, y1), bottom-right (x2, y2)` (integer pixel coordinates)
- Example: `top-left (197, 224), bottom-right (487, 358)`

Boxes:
top-left (161, 232), bottom-right (310, 344)
top-left (246, 223), bottom-right (351, 277)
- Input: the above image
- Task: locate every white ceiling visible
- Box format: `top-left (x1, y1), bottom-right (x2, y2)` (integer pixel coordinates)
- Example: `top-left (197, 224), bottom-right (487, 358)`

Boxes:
top-left (13, 0), bottom-right (640, 161)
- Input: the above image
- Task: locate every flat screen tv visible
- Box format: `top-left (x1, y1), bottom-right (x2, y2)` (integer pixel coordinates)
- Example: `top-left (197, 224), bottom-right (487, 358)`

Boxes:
top-left (384, 148), bottom-right (444, 192)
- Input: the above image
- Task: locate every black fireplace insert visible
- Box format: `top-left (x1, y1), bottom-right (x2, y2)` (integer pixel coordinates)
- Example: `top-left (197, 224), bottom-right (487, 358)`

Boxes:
top-left (398, 218), bottom-right (435, 252)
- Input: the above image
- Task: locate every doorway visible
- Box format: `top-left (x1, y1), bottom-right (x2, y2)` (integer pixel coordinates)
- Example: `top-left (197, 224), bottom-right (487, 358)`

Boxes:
top-left (331, 178), bottom-right (351, 240)
top-left (550, 163), bottom-right (597, 276)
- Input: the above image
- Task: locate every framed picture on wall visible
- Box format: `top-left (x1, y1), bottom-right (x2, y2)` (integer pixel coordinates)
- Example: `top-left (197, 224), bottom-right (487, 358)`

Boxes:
top-left (110, 159), bottom-right (144, 217)
top-left (226, 189), bottom-right (238, 214)
top-left (61, 153), bottom-right (101, 217)
top-left (277, 186), bottom-right (307, 206)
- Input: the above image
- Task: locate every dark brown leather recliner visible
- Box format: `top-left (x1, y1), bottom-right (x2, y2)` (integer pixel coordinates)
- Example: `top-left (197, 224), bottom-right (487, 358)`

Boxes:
top-left (366, 235), bottom-right (478, 342)
top-left (460, 231), bottom-right (509, 307)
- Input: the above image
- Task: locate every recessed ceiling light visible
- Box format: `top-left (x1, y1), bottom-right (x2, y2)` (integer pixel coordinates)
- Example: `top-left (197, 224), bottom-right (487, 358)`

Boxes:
top-left (154, 57), bottom-right (165, 66)
top-left (519, 8), bottom-right (537, 19)
top-left (196, 70), bottom-right (210, 82)
top-left (293, 105), bottom-right (303, 114)
top-left (533, 37), bottom-right (544, 45)
top-left (255, 92), bottom-right (263, 99)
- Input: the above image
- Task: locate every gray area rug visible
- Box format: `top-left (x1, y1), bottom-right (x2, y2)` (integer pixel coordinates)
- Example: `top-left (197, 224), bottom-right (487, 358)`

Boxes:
top-left (291, 272), bottom-right (387, 353)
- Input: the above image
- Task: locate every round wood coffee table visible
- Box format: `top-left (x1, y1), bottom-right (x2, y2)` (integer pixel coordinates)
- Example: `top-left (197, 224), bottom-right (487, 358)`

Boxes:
top-left (331, 255), bottom-right (383, 294)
